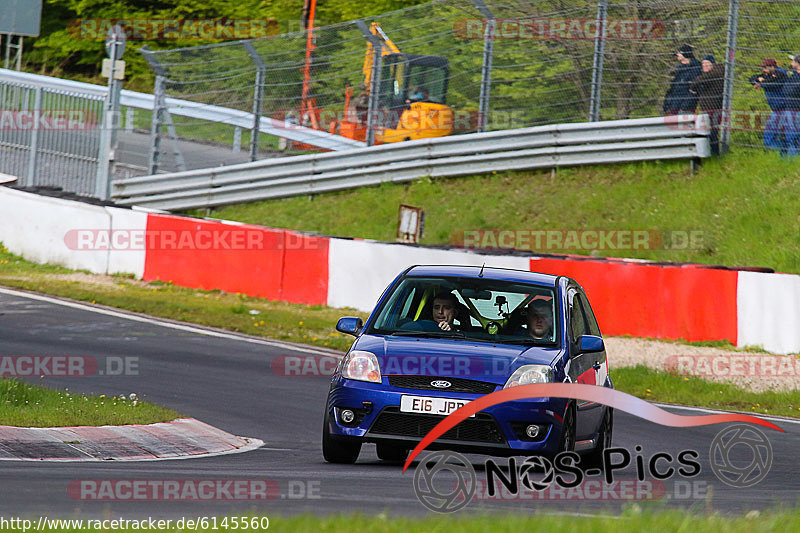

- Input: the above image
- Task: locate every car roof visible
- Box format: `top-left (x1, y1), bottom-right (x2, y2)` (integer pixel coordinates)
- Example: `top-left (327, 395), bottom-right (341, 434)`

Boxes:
top-left (404, 265), bottom-right (559, 287)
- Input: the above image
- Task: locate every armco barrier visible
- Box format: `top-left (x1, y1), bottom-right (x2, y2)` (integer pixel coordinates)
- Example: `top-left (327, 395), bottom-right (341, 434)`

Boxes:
top-left (737, 271), bottom-right (800, 354)
top-left (327, 238), bottom-right (529, 311)
top-left (2, 186), bottom-right (800, 354)
top-left (0, 187), bottom-right (147, 277)
top-left (529, 257), bottom-right (738, 343)
top-left (111, 115), bottom-right (711, 211)
top-left (142, 214), bottom-right (329, 305)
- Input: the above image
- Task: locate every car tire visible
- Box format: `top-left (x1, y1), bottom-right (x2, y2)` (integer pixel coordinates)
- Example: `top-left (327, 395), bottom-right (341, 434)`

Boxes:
top-left (581, 408), bottom-right (613, 471)
top-left (558, 401), bottom-right (576, 453)
top-left (376, 442), bottom-right (408, 463)
top-left (322, 412), bottom-right (361, 464)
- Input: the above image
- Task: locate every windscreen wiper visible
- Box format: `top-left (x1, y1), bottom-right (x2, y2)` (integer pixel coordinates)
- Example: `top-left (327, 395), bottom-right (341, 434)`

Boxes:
top-left (388, 330), bottom-right (467, 339)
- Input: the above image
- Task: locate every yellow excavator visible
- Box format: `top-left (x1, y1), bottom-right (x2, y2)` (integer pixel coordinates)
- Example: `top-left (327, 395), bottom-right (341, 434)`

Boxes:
top-left (332, 22), bottom-right (454, 143)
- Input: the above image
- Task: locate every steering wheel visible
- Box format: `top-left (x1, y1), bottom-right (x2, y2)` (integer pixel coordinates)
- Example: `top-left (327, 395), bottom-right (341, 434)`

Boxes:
top-left (398, 319), bottom-right (442, 332)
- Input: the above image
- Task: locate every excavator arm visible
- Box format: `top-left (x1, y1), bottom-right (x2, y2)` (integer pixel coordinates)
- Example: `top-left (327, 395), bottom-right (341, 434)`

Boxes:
top-left (362, 22), bottom-right (402, 93)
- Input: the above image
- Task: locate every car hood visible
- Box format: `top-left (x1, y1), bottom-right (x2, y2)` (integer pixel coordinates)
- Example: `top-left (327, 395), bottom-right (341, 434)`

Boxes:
top-left (353, 334), bottom-right (562, 386)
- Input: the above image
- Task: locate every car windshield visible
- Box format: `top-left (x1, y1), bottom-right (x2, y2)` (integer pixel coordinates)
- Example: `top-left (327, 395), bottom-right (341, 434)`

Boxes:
top-left (368, 276), bottom-right (559, 345)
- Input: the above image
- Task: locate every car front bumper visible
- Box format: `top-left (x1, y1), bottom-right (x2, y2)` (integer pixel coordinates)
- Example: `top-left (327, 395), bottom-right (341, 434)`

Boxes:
top-left (325, 376), bottom-right (569, 455)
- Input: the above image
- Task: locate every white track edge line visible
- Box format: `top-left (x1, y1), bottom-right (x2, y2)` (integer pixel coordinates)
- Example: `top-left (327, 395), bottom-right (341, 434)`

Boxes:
top-left (0, 286), bottom-right (337, 356)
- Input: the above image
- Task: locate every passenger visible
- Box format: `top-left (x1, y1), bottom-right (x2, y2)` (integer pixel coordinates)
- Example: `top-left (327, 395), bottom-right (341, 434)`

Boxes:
top-left (523, 300), bottom-right (554, 340)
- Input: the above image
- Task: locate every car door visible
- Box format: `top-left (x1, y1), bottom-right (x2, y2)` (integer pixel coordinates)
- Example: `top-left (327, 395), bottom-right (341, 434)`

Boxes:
top-left (565, 287), bottom-right (603, 440)
top-left (578, 289), bottom-right (608, 390)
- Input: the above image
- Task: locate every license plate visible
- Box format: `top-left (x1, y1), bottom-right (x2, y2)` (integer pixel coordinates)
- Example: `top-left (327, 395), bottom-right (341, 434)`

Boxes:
top-left (400, 395), bottom-right (473, 417)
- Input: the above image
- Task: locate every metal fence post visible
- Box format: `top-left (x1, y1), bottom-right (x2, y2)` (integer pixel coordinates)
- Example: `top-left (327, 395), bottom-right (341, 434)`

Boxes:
top-left (95, 38), bottom-right (123, 200)
top-left (366, 36), bottom-right (383, 147)
top-left (141, 46), bottom-right (168, 175)
top-left (243, 41), bottom-right (266, 161)
top-left (589, 0), bottom-right (608, 122)
top-left (474, 0), bottom-right (495, 132)
top-left (148, 75), bottom-right (166, 175)
top-left (25, 86), bottom-right (42, 187)
top-left (720, 0), bottom-right (739, 153)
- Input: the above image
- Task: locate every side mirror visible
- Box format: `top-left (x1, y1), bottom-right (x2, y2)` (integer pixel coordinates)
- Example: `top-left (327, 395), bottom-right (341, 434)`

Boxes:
top-left (336, 317), bottom-right (363, 337)
top-left (578, 335), bottom-right (605, 354)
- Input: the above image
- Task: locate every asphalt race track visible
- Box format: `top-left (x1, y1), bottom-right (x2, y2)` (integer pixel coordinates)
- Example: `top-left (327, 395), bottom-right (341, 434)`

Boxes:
top-left (0, 287), bottom-right (798, 519)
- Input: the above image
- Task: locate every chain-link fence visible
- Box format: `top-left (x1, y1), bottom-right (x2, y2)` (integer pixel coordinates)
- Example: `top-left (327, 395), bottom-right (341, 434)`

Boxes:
top-left (138, 0), bottom-right (800, 171)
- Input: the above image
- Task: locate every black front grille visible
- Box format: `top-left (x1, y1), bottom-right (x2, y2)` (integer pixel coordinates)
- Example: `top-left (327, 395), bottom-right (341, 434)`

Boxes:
top-left (368, 407), bottom-right (506, 444)
top-left (387, 375), bottom-right (498, 394)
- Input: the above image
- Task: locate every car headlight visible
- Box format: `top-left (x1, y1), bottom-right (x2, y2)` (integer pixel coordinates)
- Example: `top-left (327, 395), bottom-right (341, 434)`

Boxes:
top-left (504, 364), bottom-right (553, 389)
top-left (341, 350), bottom-right (382, 383)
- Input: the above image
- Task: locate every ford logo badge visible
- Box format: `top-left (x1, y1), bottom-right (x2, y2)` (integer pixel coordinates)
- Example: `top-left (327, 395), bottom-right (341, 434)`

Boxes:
top-left (431, 380), bottom-right (451, 388)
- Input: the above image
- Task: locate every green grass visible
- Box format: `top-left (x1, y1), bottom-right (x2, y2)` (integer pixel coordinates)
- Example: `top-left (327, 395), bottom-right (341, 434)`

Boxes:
top-left (0, 244), bottom-right (366, 353)
top-left (28, 508), bottom-right (800, 532)
top-left (614, 365), bottom-right (800, 419)
top-left (195, 149), bottom-right (800, 274)
top-left (0, 378), bottom-right (180, 427)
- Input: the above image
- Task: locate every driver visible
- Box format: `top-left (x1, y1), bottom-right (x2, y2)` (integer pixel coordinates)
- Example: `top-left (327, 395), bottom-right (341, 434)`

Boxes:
top-left (431, 292), bottom-right (459, 331)
top-left (524, 300), bottom-right (554, 340)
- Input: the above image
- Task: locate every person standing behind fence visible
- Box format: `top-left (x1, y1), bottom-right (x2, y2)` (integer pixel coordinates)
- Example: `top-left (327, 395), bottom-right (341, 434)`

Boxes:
top-left (782, 54), bottom-right (800, 156)
top-left (749, 58), bottom-right (788, 153)
top-left (690, 54), bottom-right (725, 155)
top-left (663, 44), bottom-right (702, 116)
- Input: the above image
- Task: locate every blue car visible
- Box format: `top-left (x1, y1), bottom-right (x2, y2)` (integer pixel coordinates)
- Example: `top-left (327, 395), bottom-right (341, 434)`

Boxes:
top-left (322, 265), bottom-right (613, 465)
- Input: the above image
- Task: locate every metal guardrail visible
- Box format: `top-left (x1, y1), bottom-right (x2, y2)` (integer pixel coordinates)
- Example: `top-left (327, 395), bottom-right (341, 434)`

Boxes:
top-left (112, 115), bottom-right (710, 211)
top-left (0, 69), bottom-right (365, 152)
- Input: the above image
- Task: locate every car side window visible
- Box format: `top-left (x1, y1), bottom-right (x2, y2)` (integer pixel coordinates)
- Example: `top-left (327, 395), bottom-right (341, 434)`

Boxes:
top-left (577, 293), bottom-right (602, 337)
top-left (569, 291), bottom-right (587, 344)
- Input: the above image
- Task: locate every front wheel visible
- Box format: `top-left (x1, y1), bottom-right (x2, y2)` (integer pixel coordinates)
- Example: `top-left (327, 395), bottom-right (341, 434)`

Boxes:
top-left (558, 401), bottom-right (576, 453)
top-left (581, 408), bottom-right (613, 470)
top-left (322, 412), bottom-right (361, 464)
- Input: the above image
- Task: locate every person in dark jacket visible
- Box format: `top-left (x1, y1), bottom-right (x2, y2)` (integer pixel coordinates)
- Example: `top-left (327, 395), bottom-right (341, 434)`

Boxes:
top-left (663, 44), bottom-right (702, 115)
top-left (750, 58), bottom-right (788, 152)
top-left (782, 54), bottom-right (800, 156)
top-left (690, 54), bottom-right (725, 155)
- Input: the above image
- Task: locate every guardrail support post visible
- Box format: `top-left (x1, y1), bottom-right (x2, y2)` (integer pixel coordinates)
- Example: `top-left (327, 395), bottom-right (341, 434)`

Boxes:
top-left (474, 0), bottom-right (495, 133)
top-left (233, 127), bottom-right (242, 153)
top-left (589, 0), bottom-right (608, 122)
top-left (720, 0), bottom-right (739, 153)
top-left (25, 86), bottom-right (42, 187)
top-left (244, 41), bottom-right (266, 162)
